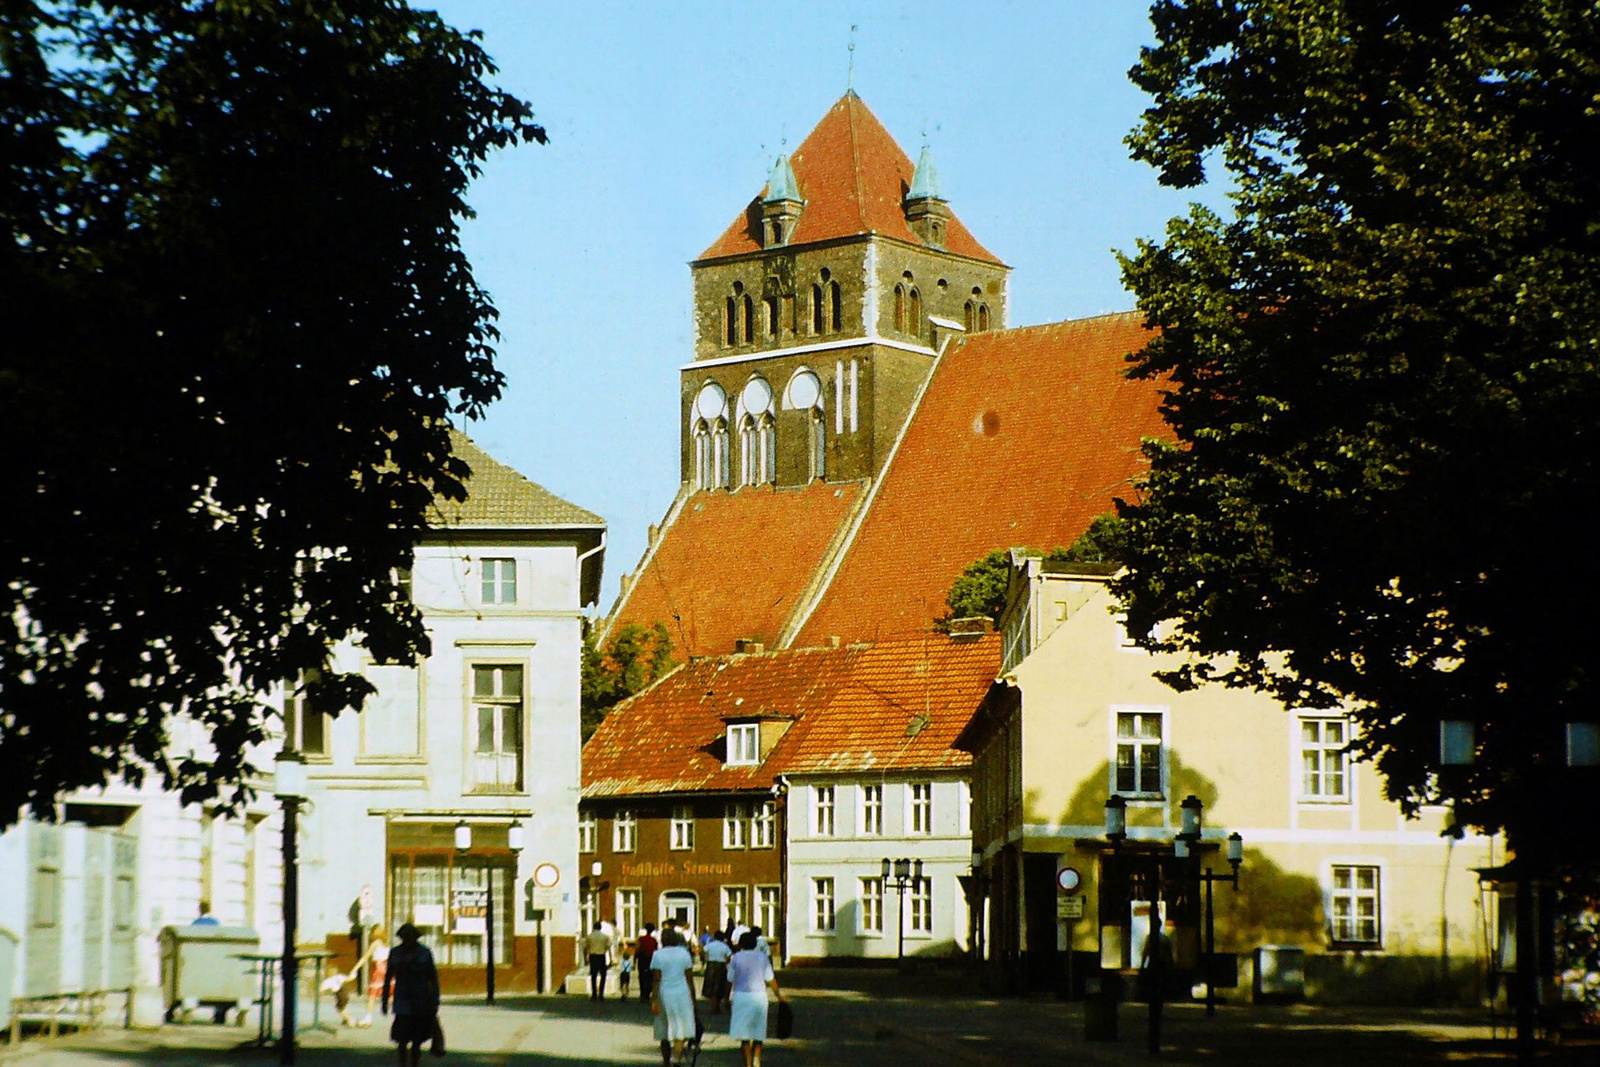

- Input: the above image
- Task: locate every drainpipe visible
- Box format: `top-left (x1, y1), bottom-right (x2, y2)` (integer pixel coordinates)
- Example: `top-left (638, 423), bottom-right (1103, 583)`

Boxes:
top-left (576, 531), bottom-right (607, 608)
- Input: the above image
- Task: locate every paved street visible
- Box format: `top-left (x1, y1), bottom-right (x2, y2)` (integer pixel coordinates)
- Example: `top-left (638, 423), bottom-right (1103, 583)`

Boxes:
top-left (2, 970), bottom-right (1593, 1067)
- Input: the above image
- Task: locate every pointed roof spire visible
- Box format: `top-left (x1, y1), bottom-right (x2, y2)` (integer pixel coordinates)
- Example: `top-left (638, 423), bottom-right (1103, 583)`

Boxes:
top-left (907, 144), bottom-right (942, 202)
top-left (696, 93), bottom-right (1002, 265)
top-left (763, 154), bottom-right (801, 203)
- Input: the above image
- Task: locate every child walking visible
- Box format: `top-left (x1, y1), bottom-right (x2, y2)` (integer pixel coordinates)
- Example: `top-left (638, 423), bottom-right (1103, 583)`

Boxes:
top-left (619, 941), bottom-right (635, 998)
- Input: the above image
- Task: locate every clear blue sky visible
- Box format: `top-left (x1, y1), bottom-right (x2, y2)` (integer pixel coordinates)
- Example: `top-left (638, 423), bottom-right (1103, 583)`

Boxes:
top-left (417, 1), bottom-right (1226, 614)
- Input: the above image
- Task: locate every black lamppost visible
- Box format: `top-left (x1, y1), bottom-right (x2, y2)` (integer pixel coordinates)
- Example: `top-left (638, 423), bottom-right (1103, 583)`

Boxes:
top-left (1172, 795), bottom-right (1244, 1017)
top-left (1105, 793), bottom-right (1245, 1057)
top-left (881, 857), bottom-right (924, 965)
top-left (275, 752), bottom-right (307, 1066)
top-left (454, 821), bottom-right (522, 1005)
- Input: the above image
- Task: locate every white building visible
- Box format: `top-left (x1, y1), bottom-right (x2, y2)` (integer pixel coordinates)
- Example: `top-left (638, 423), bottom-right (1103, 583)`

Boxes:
top-left (0, 430), bottom-right (603, 1021)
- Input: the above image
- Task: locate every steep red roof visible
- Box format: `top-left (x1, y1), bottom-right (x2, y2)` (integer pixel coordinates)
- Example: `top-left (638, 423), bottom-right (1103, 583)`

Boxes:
top-left (609, 481), bottom-right (861, 659)
top-left (581, 632), bottom-right (1000, 798)
top-left (697, 93), bottom-right (1001, 265)
top-left (795, 313), bottom-right (1169, 646)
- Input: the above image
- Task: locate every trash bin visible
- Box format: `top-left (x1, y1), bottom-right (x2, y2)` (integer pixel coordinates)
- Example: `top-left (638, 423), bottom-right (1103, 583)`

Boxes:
top-left (157, 925), bottom-right (260, 1023)
top-left (1083, 974), bottom-right (1119, 1040)
top-left (1252, 945), bottom-right (1306, 1003)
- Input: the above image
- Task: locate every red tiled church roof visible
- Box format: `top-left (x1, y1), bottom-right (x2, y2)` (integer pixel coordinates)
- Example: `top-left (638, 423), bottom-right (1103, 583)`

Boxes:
top-left (609, 481), bottom-right (861, 660)
top-left (795, 313), bottom-right (1169, 646)
top-left (581, 632), bottom-right (1000, 798)
top-left (697, 93), bottom-right (1002, 265)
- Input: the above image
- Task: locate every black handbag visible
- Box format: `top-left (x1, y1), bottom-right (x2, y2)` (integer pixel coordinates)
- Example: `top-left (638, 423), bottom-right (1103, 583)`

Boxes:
top-left (775, 998), bottom-right (794, 1039)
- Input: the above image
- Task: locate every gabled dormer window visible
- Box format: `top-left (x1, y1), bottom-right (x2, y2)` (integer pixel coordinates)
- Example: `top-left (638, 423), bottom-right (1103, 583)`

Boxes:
top-left (727, 722), bottom-right (759, 765)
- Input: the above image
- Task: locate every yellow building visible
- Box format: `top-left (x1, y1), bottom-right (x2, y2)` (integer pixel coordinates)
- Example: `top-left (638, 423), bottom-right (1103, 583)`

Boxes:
top-left (956, 553), bottom-right (1500, 1004)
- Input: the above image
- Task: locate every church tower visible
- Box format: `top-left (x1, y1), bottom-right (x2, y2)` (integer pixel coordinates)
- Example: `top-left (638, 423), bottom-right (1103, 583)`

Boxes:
top-left (682, 93), bottom-right (1009, 491)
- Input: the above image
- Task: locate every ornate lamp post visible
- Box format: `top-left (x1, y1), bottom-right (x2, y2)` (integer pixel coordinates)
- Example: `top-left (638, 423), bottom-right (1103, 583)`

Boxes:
top-left (274, 751), bottom-right (307, 1066)
top-left (454, 821), bottom-right (520, 1005)
top-left (1173, 796), bottom-right (1244, 1017)
top-left (881, 857), bottom-right (924, 965)
top-left (1105, 793), bottom-right (1245, 1056)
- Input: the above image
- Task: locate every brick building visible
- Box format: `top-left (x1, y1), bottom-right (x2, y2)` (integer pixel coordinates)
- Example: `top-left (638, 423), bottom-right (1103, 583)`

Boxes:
top-left (580, 631), bottom-right (1000, 961)
top-left (604, 91), bottom-right (1167, 658)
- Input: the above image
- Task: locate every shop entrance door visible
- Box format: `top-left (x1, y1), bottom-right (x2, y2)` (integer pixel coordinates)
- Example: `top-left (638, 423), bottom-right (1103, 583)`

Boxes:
top-left (661, 892), bottom-right (697, 933)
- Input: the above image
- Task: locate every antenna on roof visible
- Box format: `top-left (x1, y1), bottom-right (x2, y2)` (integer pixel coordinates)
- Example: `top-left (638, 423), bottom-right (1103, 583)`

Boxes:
top-left (847, 24), bottom-right (857, 91)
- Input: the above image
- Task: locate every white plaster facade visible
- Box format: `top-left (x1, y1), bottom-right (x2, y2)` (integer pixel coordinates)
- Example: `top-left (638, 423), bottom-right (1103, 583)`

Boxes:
top-left (0, 434), bottom-right (603, 1019)
top-left (783, 776), bottom-right (974, 962)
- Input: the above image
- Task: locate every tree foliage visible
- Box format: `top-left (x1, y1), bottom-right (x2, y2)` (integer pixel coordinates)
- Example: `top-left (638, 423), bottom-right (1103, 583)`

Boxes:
top-left (0, 0), bottom-right (545, 824)
top-left (581, 622), bottom-right (676, 741)
top-left (1114, 0), bottom-right (1600, 852)
top-left (945, 515), bottom-right (1128, 626)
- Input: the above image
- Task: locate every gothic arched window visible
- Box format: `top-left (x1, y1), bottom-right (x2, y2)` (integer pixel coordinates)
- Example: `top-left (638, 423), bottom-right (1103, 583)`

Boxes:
top-left (894, 284), bottom-right (906, 331)
top-left (811, 284), bottom-right (824, 334)
top-left (908, 287), bottom-right (921, 336)
top-left (785, 368), bottom-right (826, 483)
top-left (726, 297), bottom-right (738, 346)
top-left (737, 376), bottom-right (776, 486)
top-left (829, 280), bottom-right (842, 331)
top-left (978, 304), bottom-right (990, 331)
top-left (964, 300), bottom-right (975, 331)
top-left (765, 295), bottom-right (780, 339)
top-left (693, 382), bottom-right (731, 490)
top-left (742, 294), bottom-right (755, 345)
top-left (809, 407), bottom-right (826, 481)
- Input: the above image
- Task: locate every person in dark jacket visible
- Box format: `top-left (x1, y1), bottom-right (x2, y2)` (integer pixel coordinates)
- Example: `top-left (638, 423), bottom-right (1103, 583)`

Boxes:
top-left (382, 923), bottom-right (440, 1067)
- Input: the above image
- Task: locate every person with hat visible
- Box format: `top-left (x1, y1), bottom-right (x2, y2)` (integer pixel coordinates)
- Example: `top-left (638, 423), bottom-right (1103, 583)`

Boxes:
top-left (382, 922), bottom-right (440, 1067)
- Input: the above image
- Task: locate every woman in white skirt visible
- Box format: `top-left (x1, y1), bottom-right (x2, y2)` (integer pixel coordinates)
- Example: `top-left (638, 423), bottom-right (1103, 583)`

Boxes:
top-left (727, 930), bottom-right (782, 1067)
top-left (650, 927), bottom-right (697, 1066)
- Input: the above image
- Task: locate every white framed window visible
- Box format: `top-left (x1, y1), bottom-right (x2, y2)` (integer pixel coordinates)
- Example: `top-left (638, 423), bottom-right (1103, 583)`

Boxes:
top-left (1300, 716), bottom-right (1350, 802)
top-left (617, 888), bottom-right (641, 940)
top-left (908, 782), bottom-right (932, 835)
top-left (286, 676), bottom-right (330, 757)
top-left (723, 803), bottom-right (749, 849)
top-left (756, 885), bottom-right (781, 936)
top-left (858, 877), bottom-right (883, 935)
top-left (859, 784), bottom-right (883, 836)
top-left (470, 664), bottom-right (523, 793)
top-left (751, 801), bottom-right (776, 849)
top-left (670, 805), bottom-right (695, 850)
top-left (909, 877), bottom-right (932, 935)
top-left (577, 811), bottom-right (597, 854)
top-left (811, 877), bottom-right (835, 932)
top-left (726, 723), bottom-right (759, 765)
top-left (721, 885), bottom-right (749, 928)
top-left (1330, 864), bottom-right (1381, 947)
top-left (580, 888), bottom-right (598, 936)
top-left (613, 809), bottom-right (637, 853)
top-left (1113, 709), bottom-right (1165, 797)
top-left (813, 785), bottom-right (835, 837)
top-left (480, 557), bottom-right (517, 604)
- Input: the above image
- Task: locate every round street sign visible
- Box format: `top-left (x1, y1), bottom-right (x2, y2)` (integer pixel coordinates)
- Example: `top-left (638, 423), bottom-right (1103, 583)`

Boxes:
top-left (1057, 866), bottom-right (1082, 894)
top-left (533, 862), bottom-right (560, 888)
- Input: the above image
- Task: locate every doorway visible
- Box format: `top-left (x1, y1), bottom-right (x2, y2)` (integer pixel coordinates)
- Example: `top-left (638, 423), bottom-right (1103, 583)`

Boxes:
top-left (660, 891), bottom-right (697, 933)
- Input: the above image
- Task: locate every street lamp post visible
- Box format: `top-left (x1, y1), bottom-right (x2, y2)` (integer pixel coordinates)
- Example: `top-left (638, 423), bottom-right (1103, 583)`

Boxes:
top-left (1173, 797), bottom-right (1244, 1017)
top-left (1105, 793), bottom-right (1245, 1057)
top-left (274, 752), bottom-right (307, 1067)
top-left (881, 857), bottom-right (924, 965)
top-left (454, 821), bottom-right (519, 1005)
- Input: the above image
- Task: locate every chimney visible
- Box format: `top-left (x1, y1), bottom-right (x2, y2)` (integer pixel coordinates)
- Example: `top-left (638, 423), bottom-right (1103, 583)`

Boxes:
top-left (826, 635), bottom-right (841, 649)
top-left (734, 638), bottom-right (766, 655)
top-left (947, 616), bottom-right (993, 638)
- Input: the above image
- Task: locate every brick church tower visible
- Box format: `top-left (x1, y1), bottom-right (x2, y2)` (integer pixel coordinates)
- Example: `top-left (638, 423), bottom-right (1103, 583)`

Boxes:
top-left (682, 92), bottom-right (1009, 490)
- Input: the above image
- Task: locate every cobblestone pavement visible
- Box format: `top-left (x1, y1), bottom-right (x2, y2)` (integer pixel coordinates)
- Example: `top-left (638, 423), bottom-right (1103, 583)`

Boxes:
top-left (1, 970), bottom-right (1592, 1067)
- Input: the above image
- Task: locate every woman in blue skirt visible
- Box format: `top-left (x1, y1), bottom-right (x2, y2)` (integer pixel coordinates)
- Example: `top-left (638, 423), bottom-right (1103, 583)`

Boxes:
top-left (726, 930), bottom-right (782, 1067)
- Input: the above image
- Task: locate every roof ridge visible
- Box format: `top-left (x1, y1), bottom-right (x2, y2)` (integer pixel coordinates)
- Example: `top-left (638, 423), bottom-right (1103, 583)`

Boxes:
top-left (846, 94), bottom-right (868, 236)
top-left (596, 482), bottom-right (693, 646)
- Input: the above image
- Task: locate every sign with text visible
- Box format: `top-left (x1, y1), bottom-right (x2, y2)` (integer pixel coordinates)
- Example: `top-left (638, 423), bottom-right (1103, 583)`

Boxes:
top-left (1057, 895), bottom-right (1085, 920)
top-left (452, 887), bottom-right (488, 935)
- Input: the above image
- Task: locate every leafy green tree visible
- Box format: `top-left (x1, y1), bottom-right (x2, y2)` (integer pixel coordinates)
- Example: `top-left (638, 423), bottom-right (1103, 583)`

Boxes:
top-left (0, 0), bottom-right (544, 824)
top-left (1113, 0), bottom-right (1600, 855)
top-left (944, 515), bottom-right (1128, 625)
top-left (581, 622), bottom-right (676, 740)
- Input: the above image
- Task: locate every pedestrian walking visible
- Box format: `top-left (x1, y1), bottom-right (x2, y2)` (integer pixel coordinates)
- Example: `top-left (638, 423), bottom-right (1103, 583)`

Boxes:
top-left (650, 927), bottom-right (697, 1066)
top-left (361, 924), bottom-right (389, 1027)
top-left (636, 923), bottom-right (658, 1002)
top-left (585, 921), bottom-right (614, 1001)
top-left (381, 922), bottom-right (440, 1067)
top-left (619, 941), bottom-right (635, 998)
top-left (701, 930), bottom-right (732, 1013)
top-left (727, 930), bottom-right (781, 1067)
